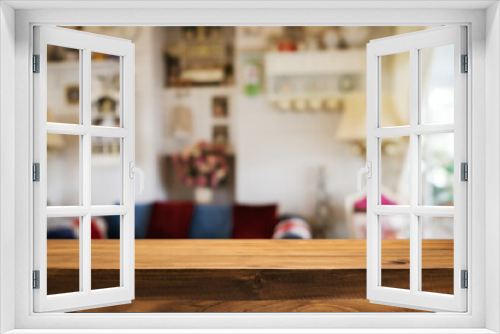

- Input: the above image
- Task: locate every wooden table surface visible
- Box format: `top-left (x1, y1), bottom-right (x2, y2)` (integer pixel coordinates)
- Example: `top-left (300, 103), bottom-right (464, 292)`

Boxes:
top-left (46, 239), bottom-right (453, 313)
top-left (48, 239), bottom-right (453, 270)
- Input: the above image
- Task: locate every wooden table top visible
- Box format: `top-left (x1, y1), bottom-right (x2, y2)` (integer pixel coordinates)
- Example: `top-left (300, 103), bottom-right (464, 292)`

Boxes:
top-left (47, 239), bottom-right (453, 270)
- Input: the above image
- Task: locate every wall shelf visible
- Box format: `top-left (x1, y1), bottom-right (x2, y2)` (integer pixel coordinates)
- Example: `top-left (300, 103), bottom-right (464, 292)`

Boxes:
top-left (265, 49), bottom-right (366, 110)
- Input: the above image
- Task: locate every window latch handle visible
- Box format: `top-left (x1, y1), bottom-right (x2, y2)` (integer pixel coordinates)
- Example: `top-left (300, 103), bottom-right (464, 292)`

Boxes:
top-left (357, 161), bottom-right (372, 194)
top-left (129, 162), bottom-right (145, 195)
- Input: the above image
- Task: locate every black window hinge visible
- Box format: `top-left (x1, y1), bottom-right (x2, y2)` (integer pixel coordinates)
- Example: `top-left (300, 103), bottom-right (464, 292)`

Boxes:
top-left (33, 270), bottom-right (40, 289)
top-left (33, 163), bottom-right (40, 182)
top-left (461, 54), bottom-right (468, 73)
top-left (33, 54), bottom-right (40, 73)
top-left (461, 162), bottom-right (468, 182)
top-left (461, 270), bottom-right (468, 289)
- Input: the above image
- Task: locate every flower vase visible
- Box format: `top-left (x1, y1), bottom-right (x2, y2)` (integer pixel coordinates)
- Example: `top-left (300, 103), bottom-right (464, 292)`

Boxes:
top-left (194, 187), bottom-right (214, 204)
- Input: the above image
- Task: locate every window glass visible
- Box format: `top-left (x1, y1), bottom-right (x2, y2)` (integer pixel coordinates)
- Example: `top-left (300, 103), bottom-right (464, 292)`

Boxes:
top-left (92, 215), bottom-right (121, 290)
top-left (91, 52), bottom-right (121, 127)
top-left (47, 45), bottom-right (80, 124)
top-left (421, 44), bottom-right (454, 125)
top-left (421, 133), bottom-right (454, 206)
top-left (380, 215), bottom-right (410, 290)
top-left (47, 134), bottom-right (80, 206)
top-left (47, 217), bottom-right (80, 295)
top-left (380, 52), bottom-right (409, 127)
top-left (421, 216), bottom-right (454, 294)
top-left (91, 137), bottom-right (121, 205)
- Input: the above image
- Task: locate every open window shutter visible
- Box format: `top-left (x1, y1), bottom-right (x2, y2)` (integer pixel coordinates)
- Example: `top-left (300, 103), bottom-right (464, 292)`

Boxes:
top-left (365, 26), bottom-right (467, 312)
top-left (33, 26), bottom-right (136, 312)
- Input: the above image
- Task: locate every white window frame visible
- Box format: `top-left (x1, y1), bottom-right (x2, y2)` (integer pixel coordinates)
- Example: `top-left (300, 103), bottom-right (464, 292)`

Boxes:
top-left (33, 25), bottom-right (136, 313)
top-left (366, 26), bottom-right (468, 312)
top-left (1, 2), bottom-right (498, 333)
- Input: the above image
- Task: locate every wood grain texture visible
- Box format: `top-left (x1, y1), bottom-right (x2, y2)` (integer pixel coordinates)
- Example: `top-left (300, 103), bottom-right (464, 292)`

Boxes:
top-left (48, 239), bottom-right (453, 269)
top-left (77, 299), bottom-right (426, 313)
top-left (46, 239), bottom-right (453, 312)
top-left (49, 268), bottom-right (453, 299)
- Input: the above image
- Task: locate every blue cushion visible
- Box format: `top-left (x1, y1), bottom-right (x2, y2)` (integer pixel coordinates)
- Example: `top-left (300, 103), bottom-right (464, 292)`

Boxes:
top-left (189, 204), bottom-right (232, 239)
top-left (134, 202), bottom-right (153, 239)
top-left (279, 232), bottom-right (304, 239)
top-left (47, 227), bottom-right (76, 239)
top-left (105, 215), bottom-right (120, 239)
top-left (105, 202), bottom-right (153, 239)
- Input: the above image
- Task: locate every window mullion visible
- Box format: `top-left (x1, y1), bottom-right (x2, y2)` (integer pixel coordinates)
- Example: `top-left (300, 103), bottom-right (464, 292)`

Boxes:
top-left (46, 123), bottom-right (88, 135)
top-left (409, 47), bottom-right (420, 295)
top-left (412, 206), bottom-right (454, 217)
top-left (90, 205), bottom-right (129, 216)
top-left (82, 47), bottom-right (92, 294)
top-left (413, 124), bottom-right (454, 135)
top-left (46, 206), bottom-right (89, 217)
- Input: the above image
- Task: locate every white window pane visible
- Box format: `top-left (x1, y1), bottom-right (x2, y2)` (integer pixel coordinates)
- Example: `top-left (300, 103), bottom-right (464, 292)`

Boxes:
top-left (47, 134), bottom-right (80, 206)
top-left (421, 44), bottom-right (454, 125)
top-left (47, 45), bottom-right (80, 124)
top-left (380, 136), bottom-right (410, 205)
top-left (421, 216), bottom-right (454, 294)
top-left (47, 216), bottom-right (80, 295)
top-left (380, 52), bottom-right (409, 127)
top-left (91, 52), bottom-right (121, 127)
top-left (380, 215), bottom-right (410, 290)
top-left (91, 137), bottom-right (121, 205)
top-left (92, 215), bottom-right (121, 290)
top-left (420, 133), bottom-right (454, 206)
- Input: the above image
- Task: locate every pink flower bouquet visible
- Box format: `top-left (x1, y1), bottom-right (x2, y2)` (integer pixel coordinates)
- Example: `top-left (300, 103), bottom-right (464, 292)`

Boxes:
top-left (172, 141), bottom-right (229, 188)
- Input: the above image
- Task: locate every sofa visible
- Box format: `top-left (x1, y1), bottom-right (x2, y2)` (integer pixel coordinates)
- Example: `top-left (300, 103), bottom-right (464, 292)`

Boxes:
top-left (47, 201), bottom-right (312, 239)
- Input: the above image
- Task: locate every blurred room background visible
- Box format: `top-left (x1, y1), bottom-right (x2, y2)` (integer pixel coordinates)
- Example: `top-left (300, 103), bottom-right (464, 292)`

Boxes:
top-left (46, 26), bottom-right (454, 241)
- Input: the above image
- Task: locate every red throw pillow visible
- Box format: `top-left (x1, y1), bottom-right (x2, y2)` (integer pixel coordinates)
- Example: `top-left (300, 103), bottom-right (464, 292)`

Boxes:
top-left (147, 201), bottom-right (195, 238)
top-left (232, 204), bottom-right (278, 239)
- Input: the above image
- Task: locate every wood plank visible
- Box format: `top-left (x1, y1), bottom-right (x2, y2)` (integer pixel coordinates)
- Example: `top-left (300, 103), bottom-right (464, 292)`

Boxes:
top-left (47, 239), bottom-right (453, 270)
top-left (50, 239), bottom-right (454, 251)
top-left (48, 268), bottom-right (453, 299)
top-left (47, 239), bottom-right (453, 312)
top-left (76, 299), bottom-right (427, 313)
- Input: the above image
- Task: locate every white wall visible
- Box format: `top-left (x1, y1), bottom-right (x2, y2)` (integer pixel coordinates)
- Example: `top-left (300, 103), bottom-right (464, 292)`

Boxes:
top-left (486, 2), bottom-right (500, 332)
top-left (163, 87), bottom-right (236, 154)
top-left (134, 27), bottom-right (167, 202)
top-left (235, 95), bottom-right (364, 238)
top-left (0, 2), bottom-right (16, 332)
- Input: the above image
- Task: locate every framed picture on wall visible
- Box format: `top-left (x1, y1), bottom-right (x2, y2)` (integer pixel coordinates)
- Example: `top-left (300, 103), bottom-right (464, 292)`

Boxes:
top-left (212, 96), bottom-right (229, 118)
top-left (212, 125), bottom-right (229, 147)
top-left (66, 85), bottom-right (79, 105)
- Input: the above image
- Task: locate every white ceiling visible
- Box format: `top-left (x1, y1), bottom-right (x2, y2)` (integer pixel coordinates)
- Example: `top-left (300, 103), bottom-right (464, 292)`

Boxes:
top-left (4, 0), bottom-right (496, 10)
